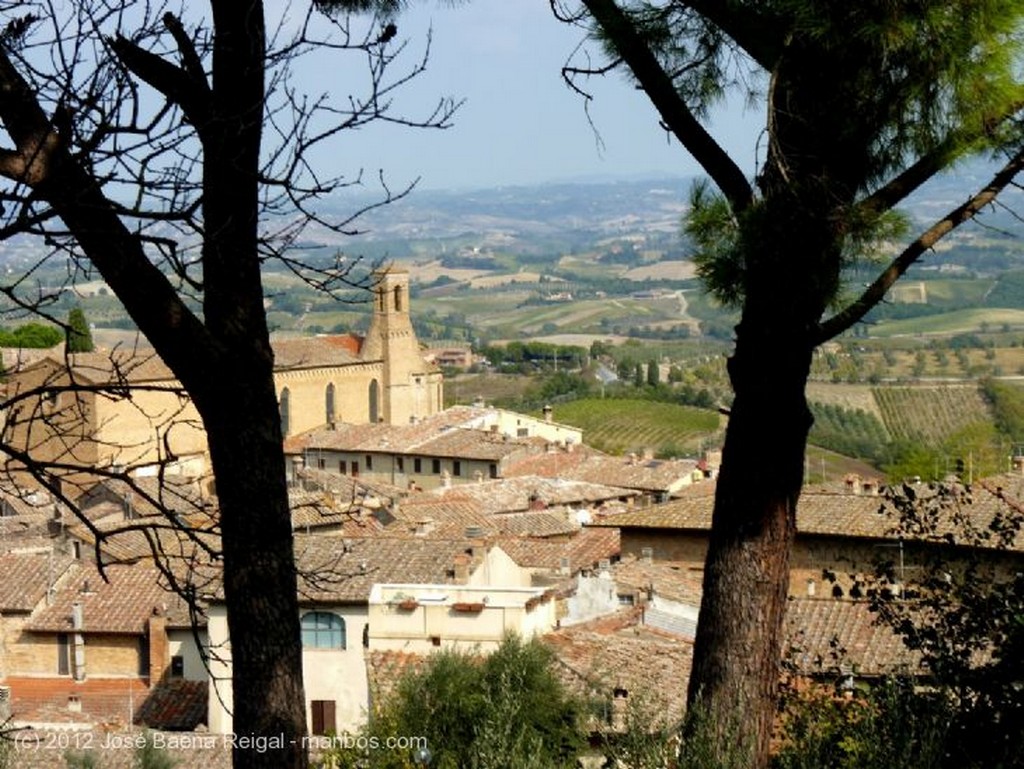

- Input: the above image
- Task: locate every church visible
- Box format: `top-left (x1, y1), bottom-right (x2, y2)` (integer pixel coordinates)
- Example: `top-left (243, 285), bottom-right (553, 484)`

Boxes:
top-left (2, 268), bottom-right (442, 483)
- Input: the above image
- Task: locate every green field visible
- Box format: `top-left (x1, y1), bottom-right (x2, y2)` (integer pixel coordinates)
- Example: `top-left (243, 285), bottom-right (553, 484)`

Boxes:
top-left (547, 398), bottom-right (721, 457)
top-left (872, 384), bottom-right (992, 444)
top-left (872, 308), bottom-right (1024, 336)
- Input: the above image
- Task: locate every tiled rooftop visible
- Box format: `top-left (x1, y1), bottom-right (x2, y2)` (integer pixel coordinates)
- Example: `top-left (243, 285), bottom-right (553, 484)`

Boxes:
top-left (504, 451), bottom-right (702, 493)
top-left (5, 676), bottom-right (205, 731)
top-left (293, 535), bottom-right (483, 604)
top-left (596, 478), bottom-right (1024, 551)
top-left (494, 527), bottom-right (621, 571)
top-left (545, 609), bottom-right (694, 726)
top-left (289, 421), bottom-right (540, 463)
top-left (27, 562), bottom-right (194, 634)
top-left (11, 332), bottom-right (363, 391)
top-left (272, 334), bottom-right (362, 369)
top-left (784, 598), bottom-right (920, 676)
top-left (74, 476), bottom-right (212, 522)
top-left (0, 550), bottom-right (75, 613)
top-left (415, 475), bottom-right (635, 516)
top-left (386, 497), bottom-right (494, 539)
top-left (288, 487), bottom-right (388, 536)
top-left (64, 512), bottom-right (221, 572)
top-left (56, 349), bottom-right (176, 384)
top-left (612, 557), bottom-right (705, 607)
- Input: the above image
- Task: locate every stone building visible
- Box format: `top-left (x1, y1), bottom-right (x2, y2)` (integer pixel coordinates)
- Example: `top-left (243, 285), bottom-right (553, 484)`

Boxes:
top-left (2, 268), bottom-right (441, 484)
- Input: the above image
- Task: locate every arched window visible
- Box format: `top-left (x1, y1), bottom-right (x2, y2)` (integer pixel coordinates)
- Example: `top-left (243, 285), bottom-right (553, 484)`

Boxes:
top-left (393, 284), bottom-right (402, 312)
top-left (279, 387), bottom-right (291, 436)
top-left (325, 383), bottom-right (336, 425)
top-left (368, 379), bottom-right (380, 423)
top-left (301, 612), bottom-right (346, 649)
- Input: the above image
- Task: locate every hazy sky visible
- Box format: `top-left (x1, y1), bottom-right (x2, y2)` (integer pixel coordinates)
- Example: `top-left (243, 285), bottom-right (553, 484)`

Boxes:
top-left (295, 0), bottom-right (764, 192)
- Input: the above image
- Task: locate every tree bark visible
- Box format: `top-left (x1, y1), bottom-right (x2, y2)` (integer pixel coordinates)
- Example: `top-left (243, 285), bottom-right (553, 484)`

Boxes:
top-left (686, 308), bottom-right (813, 766)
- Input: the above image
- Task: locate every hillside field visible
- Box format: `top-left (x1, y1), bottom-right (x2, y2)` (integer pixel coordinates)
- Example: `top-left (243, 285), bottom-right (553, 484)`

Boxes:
top-left (547, 398), bottom-right (721, 457)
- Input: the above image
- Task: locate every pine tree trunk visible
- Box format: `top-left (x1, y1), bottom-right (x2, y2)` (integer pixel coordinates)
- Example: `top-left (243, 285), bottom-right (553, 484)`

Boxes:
top-left (203, 372), bottom-right (308, 769)
top-left (686, 301), bottom-right (815, 768)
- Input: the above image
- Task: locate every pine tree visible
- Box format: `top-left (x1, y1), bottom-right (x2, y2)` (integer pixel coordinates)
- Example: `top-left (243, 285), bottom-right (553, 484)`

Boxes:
top-left (563, 1), bottom-right (1024, 765)
top-left (65, 306), bottom-right (94, 353)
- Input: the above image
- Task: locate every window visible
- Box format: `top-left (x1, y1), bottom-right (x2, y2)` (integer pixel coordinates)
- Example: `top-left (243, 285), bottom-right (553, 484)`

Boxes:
top-left (138, 636), bottom-right (150, 677)
top-left (365, 455), bottom-right (373, 471)
top-left (453, 460), bottom-right (461, 477)
top-left (325, 383), bottom-right (336, 425)
top-left (57, 633), bottom-right (70, 675)
top-left (311, 700), bottom-right (336, 736)
top-left (338, 460), bottom-right (347, 475)
top-left (414, 458), bottom-right (422, 473)
top-left (171, 655), bottom-right (185, 678)
top-left (368, 380), bottom-right (380, 423)
top-left (351, 461), bottom-right (359, 478)
top-left (301, 612), bottom-right (346, 649)
top-left (393, 285), bottom-right (403, 312)
top-left (489, 463), bottom-right (498, 479)
top-left (279, 388), bottom-right (291, 436)
top-left (316, 457), bottom-right (326, 470)
top-left (431, 459), bottom-right (441, 474)
top-left (396, 457), bottom-right (404, 473)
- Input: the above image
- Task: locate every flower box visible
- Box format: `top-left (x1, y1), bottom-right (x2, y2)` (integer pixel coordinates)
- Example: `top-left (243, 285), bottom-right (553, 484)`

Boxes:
top-left (450, 601), bottom-right (486, 613)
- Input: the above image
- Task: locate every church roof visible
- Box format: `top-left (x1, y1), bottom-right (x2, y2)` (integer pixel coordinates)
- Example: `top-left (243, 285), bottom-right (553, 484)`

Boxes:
top-left (272, 334), bottom-right (362, 369)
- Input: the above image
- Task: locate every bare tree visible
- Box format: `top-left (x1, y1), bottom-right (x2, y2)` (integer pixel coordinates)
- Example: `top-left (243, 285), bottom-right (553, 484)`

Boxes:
top-left (0, 2), bottom-right (457, 767)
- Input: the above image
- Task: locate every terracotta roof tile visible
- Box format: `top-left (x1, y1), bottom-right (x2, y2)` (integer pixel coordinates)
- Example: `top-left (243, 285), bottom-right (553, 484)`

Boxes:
top-left (545, 609), bottom-right (693, 725)
top-left (505, 451), bottom-right (703, 494)
top-left (272, 335), bottom-right (362, 368)
top-left (599, 478), bottom-right (1024, 552)
top-left (27, 562), bottom-right (194, 634)
top-left (413, 475), bottom-right (634, 516)
top-left (494, 528), bottom-right (620, 571)
top-left (612, 557), bottom-right (704, 607)
top-left (293, 535), bottom-right (482, 604)
top-left (783, 598), bottom-right (920, 676)
top-left (134, 679), bottom-right (208, 730)
top-left (0, 550), bottom-right (75, 613)
top-left (290, 419), bottom-right (540, 462)
top-left (386, 498), bottom-right (494, 539)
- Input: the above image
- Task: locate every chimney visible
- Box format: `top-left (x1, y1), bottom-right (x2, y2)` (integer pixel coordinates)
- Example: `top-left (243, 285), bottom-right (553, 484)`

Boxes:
top-left (627, 452), bottom-right (638, 466)
top-left (452, 554), bottom-right (471, 582)
top-left (528, 493), bottom-right (546, 511)
top-left (415, 517), bottom-right (435, 537)
top-left (542, 404), bottom-right (553, 423)
top-left (844, 475), bottom-right (861, 495)
top-left (641, 447), bottom-right (654, 462)
top-left (147, 608), bottom-right (170, 682)
top-left (806, 578), bottom-right (816, 597)
top-left (71, 602), bottom-right (86, 682)
top-left (1014, 456), bottom-right (1024, 474)
top-left (0, 685), bottom-right (10, 724)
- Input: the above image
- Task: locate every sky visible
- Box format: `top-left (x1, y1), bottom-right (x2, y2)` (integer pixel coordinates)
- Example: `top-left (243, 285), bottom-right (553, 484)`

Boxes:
top-left (282, 0), bottom-right (764, 192)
